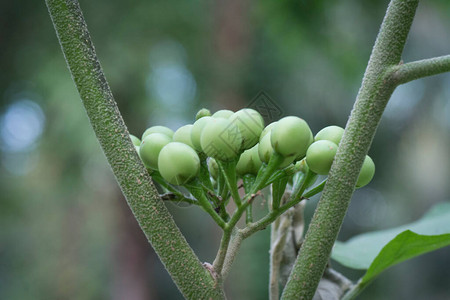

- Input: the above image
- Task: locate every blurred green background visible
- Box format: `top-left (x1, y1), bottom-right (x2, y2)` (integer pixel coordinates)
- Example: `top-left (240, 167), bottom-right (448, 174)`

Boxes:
top-left (1, 0), bottom-right (449, 299)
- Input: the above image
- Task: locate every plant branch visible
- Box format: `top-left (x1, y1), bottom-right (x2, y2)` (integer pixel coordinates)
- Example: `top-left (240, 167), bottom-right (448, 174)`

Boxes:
top-left (281, 0), bottom-right (419, 299)
top-left (392, 54), bottom-right (450, 85)
top-left (45, 0), bottom-right (224, 298)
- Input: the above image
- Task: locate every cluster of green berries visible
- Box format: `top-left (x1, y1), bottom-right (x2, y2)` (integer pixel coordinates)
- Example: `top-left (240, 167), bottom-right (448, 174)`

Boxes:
top-left (130, 108), bottom-right (375, 189)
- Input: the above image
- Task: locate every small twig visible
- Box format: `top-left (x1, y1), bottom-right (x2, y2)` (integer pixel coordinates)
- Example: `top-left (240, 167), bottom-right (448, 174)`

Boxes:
top-left (159, 193), bottom-right (199, 206)
top-left (247, 191), bottom-right (262, 204)
top-left (391, 54), bottom-right (450, 85)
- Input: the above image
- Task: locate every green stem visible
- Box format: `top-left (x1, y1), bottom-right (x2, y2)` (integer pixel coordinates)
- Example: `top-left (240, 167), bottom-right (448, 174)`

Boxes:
top-left (392, 54), bottom-right (450, 85)
top-left (271, 177), bottom-right (289, 210)
top-left (250, 153), bottom-right (284, 195)
top-left (160, 193), bottom-right (199, 206)
top-left (287, 170), bottom-right (314, 204)
top-left (186, 181), bottom-right (226, 229)
top-left (281, 1), bottom-right (419, 299)
top-left (243, 175), bottom-right (256, 224)
top-left (301, 179), bottom-right (327, 199)
top-left (341, 279), bottom-right (368, 300)
top-left (45, 1), bottom-right (224, 298)
top-left (212, 226), bottom-right (233, 276)
top-left (218, 160), bottom-right (242, 207)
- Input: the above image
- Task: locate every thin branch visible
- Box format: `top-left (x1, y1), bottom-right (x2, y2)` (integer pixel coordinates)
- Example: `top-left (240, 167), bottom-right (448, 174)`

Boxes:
top-left (212, 227), bottom-right (233, 275)
top-left (160, 193), bottom-right (199, 206)
top-left (392, 54), bottom-right (450, 85)
top-left (281, 0), bottom-right (419, 299)
top-left (269, 212), bottom-right (294, 300)
top-left (221, 231), bottom-right (244, 279)
top-left (45, 0), bottom-right (224, 298)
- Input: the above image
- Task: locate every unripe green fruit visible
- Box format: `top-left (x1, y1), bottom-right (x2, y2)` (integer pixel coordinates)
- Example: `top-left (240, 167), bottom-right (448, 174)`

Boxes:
top-left (314, 125), bottom-right (345, 146)
top-left (173, 124), bottom-right (195, 148)
top-left (258, 133), bottom-right (295, 169)
top-left (212, 109), bottom-right (234, 119)
top-left (195, 108), bottom-right (211, 120)
top-left (259, 122), bottom-right (277, 142)
top-left (236, 144), bottom-right (262, 176)
top-left (207, 158), bottom-right (219, 180)
top-left (190, 116), bottom-right (213, 152)
top-left (293, 159), bottom-right (318, 188)
top-left (306, 140), bottom-right (338, 175)
top-left (134, 145), bottom-right (141, 159)
top-left (271, 116), bottom-right (313, 158)
top-left (200, 118), bottom-right (242, 161)
top-left (295, 130), bottom-right (314, 161)
top-left (158, 142), bottom-right (200, 185)
top-left (130, 134), bottom-right (141, 146)
top-left (142, 125), bottom-right (174, 140)
top-left (139, 133), bottom-right (172, 170)
top-left (229, 108), bottom-right (264, 150)
top-left (356, 155), bottom-right (375, 188)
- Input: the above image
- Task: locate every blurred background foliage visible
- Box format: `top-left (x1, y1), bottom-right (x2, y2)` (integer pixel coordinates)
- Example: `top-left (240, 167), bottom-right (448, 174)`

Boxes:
top-left (0, 0), bottom-right (449, 299)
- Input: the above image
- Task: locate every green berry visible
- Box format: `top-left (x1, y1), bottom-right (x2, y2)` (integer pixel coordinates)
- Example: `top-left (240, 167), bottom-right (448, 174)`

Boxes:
top-left (191, 116), bottom-right (213, 152)
top-left (134, 145), bottom-right (141, 159)
top-left (293, 159), bottom-right (318, 188)
top-left (158, 142), bottom-right (200, 185)
top-left (258, 133), bottom-right (295, 169)
top-left (195, 108), bottom-right (211, 120)
top-left (207, 158), bottom-right (219, 180)
top-left (139, 133), bottom-right (172, 170)
top-left (295, 129), bottom-right (314, 161)
top-left (306, 140), bottom-right (338, 175)
top-left (229, 108), bottom-right (264, 150)
top-left (271, 116), bottom-right (313, 158)
top-left (173, 124), bottom-right (195, 148)
top-left (314, 125), bottom-right (345, 146)
top-left (212, 109), bottom-right (234, 119)
top-left (259, 122), bottom-right (277, 141)
top-left (130, 134), bottom-right (141, 146)
top-left (236, 144), bottom-right (262, 176)
top-left (142, 125), bottom-right (174, 140)
top-left (200, 118), bottom-right (242, 161)
top-left (356, 155), bottom-right (375, 188)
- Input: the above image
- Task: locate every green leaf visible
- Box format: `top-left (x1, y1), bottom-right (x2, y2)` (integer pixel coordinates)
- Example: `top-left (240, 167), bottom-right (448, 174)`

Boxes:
top-left (332, 202), bottom-right (450, 270)
top-left (360, 230), bottom-right (450, 284)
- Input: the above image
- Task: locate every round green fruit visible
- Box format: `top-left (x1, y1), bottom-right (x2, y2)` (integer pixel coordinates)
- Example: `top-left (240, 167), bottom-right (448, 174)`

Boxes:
top-left (271, 116), bottom-right (313, 158)
top-left (191, 116), bottom-right (213, 152)
top-left (212, 109), bottom-right (234, 119)
top-left (236, 144), bottom-right (262, 176)
top-left (200, 118), bottom-right (242, 161)
top-left (258, 133), bottom-right (295, 169)
top-left (130, 134), bottom-right (141, 146)
top-left (139, 133), bottom-right (172, 170)
top-left (356, 155), bottom-right (375, 188)
top-left (134, 145), bottom-right (141, 159)
top-left (259, 122), bottom-right (277, 141)
top-left (305, 140), bottom-right (338, 175)
top-left (142, 125), bottom-right (174, 140)
top-left (207, 158), bottom-right (219, 180)
top-left (195, 108), bottom-right (211, 120)
top-left (173, 124), bottom-right (195, 148)
top-left (158, 142), bottom-right (200, 185)
top-left (229, 108), bottom-right (264, 150)
top-left (314, 125), bottom-right (345, 146)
